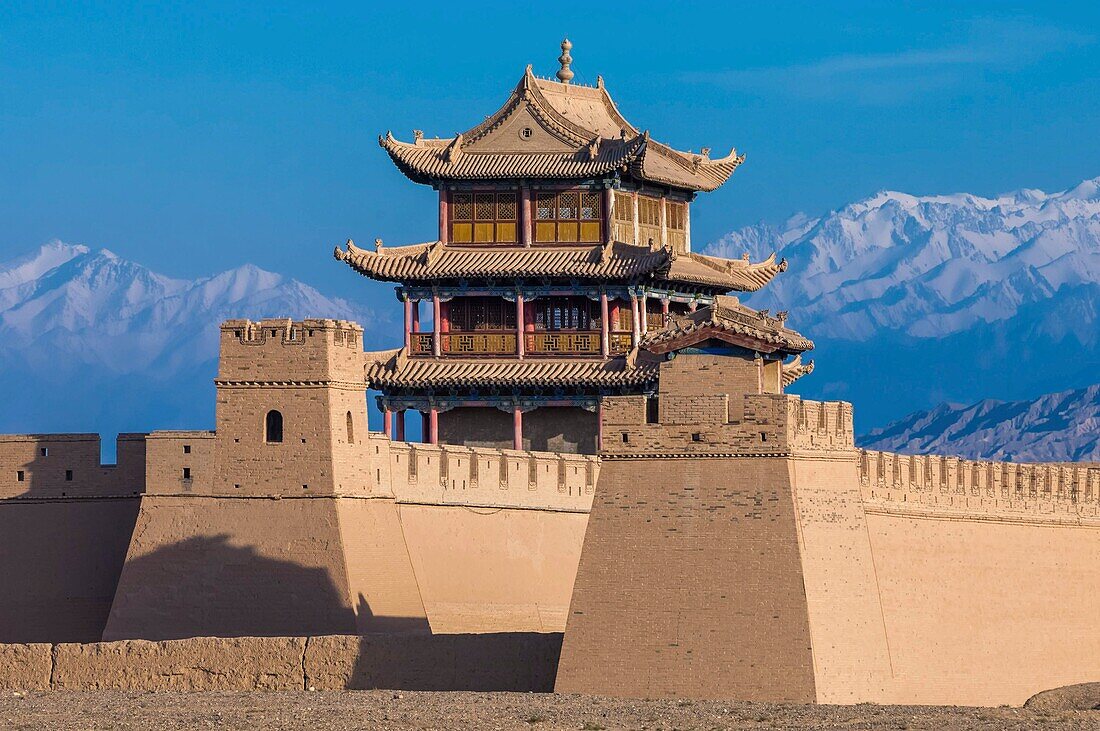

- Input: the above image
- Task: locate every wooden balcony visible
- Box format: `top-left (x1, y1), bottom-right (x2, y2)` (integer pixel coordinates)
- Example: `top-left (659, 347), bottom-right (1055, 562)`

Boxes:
top-left (443, 332), bottom-right (517, 355)
top-left (525, 331), bottom-right (600, 355)
top-left (609, 332), bottom-right (633, 354)
top-left (408, 329), bottom-right (637, 357)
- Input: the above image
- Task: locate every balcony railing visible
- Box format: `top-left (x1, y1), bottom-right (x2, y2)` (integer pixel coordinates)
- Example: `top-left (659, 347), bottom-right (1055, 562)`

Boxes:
top-left (410, 333), bottom-right (434, 355)
top-left (408, 329), bottom-right (638, 357)
top-left (609, 331), bottom-right (633, 354)
top-left (525, 331), bottom-right (600, 355)
top-left (443, 332), bottom-right (517, 355)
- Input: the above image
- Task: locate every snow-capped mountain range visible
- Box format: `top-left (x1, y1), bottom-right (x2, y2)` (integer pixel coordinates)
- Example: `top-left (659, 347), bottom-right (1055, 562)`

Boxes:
top-left (0, 242), bottom-right (387, 441)
top-left (707, 177), bottom-right (1100, 430)
top-left (860, 385), bottom-right (1100, 463)
top-left (708, 178), bottom-right (1100, 342)
top-left (4, 176), bottom-right (1100, 459)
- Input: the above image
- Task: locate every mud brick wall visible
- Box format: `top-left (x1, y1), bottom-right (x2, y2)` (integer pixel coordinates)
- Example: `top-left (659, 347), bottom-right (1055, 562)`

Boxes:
top-left (0, 634), bottom-right (562, 692)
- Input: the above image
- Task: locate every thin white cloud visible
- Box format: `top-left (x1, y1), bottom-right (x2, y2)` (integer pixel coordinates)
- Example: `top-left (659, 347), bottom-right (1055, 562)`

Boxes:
top-left (686, 17), bottom-right (1094, 102)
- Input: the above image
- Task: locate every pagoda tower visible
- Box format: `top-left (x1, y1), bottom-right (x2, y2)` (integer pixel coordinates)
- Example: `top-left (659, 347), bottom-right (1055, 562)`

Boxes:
top-left (335, 40), bottom-right (792, 454)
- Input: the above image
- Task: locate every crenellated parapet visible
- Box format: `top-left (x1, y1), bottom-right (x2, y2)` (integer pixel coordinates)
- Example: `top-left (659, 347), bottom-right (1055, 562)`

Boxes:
top-left (217, 318), bottom-right (364, 385)
top-left (859, 449), bottom-right (1100, 522)
top-left (788, 398), bottom-right (855, 452)
top-left (0, 433), bottom-right (147, 500)
top-left (601, 392), bottom-right (854, 458)
top-left (379, 436), bottom-right (596, 512)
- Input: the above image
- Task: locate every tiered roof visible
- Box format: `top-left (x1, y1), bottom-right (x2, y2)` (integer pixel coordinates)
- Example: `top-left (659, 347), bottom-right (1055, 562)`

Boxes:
top-left (781, 355), bottom-right (815, 387)
top-left (641, 296), bottom-right (813, 357)
top-left (363, 297), bottom-right (812, 390)
top-left (380, 66), bottom-right (743, 193)
top-left (365, 348), bottom-right (659, 390)
top-left (334, 239), bottom-right (786, 292)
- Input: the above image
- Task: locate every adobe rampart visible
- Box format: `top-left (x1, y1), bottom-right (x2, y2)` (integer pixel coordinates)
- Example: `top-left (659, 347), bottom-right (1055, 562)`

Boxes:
top-left (2, 316), bottom-right (1098, 706)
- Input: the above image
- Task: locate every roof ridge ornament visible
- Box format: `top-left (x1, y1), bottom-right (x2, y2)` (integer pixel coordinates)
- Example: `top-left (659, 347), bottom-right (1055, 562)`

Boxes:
top-left (556, 38), bottom-right (574, 84)
top-left (443, 134), bottom-right (464, 162)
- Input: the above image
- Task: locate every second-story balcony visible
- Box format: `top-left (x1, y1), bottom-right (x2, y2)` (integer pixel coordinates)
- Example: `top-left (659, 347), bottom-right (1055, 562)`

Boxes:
top-left (409, 330), bottom-right (634, 357)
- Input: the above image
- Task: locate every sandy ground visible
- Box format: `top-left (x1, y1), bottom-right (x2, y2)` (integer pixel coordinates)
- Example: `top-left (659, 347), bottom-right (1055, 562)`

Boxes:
top-left (1, 690), bottom-right (1097, 730)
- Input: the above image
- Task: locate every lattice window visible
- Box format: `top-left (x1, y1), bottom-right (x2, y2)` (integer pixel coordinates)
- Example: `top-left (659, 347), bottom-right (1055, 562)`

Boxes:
top-left (638, 195), bottom-right (662, 247)
top-left (638, 196), bottom-right (661, 226)
top-left (450, 191), bottom-right (517, 244)
top-left (667, 201), bottom-right (687, 231)
top-left (447, 297), bottom-right (517, 331)
top-left (532, 296), bottom-right (601, 331)
top-left (534, 190), bottom-right (602, 243)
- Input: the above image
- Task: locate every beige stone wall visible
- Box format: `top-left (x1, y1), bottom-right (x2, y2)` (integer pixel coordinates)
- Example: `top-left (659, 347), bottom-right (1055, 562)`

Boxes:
top-left (788, 454), bottom-right (893, 703)
top-left (557, 456), bottom-right (818, 702)
top-left (0, 433), bottom-right (145, 499)
top-left (0, 634), bottom-right (562, 692)
top-left (102, 495), bottom-right (428, 641)
top-left (857, 449), bottom-right (1100, 706)
top-left (0, 499), bottom-right (140, 643)
top-left (601, 356), bottom-right (853, 459)
top-left (398, 505), bottom-right (588, 633)
top-left (144, 431), bottom-right (215, 494)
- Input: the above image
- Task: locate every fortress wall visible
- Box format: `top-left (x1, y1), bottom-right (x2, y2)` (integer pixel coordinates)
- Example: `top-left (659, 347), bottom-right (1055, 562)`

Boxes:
top-left (380, 437), bottom-right (597, 511)
top-left (105, 429), bottom-right (593, 641)
top-left (858, 451), bottom-right (1100, 706)
top-left (372, 435), bottom-right (595, 633)
top-left (145, 431), bottom-right (215, 494)
top-left (0, 433), bottom-right (146, 499)
top-left (0, 633), bottom-right (562, 693)
top-left (397, 505), bottom-right (589, 633)
top-left (788, 452), bottom-right (893, 703)
top-left (103, 496), bottom-right (360, 641)
top-left (0, 433), bottom-right (146, 643)
top-left (0, 498), bottom-right (140, 643)
top-left (556, 456), bottom-right (818, 702)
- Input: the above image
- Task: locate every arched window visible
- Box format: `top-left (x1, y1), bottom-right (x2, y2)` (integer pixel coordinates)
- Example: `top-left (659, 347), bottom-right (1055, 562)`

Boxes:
top-left (265, 410), bottom-right (283, 443)
top-left (346, 411), bottom-right (354, 444)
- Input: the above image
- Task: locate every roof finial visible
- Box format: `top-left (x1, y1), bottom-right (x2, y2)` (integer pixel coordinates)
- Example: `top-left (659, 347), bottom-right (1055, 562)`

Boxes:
top-left (556, 38), bottom-right (574, 84)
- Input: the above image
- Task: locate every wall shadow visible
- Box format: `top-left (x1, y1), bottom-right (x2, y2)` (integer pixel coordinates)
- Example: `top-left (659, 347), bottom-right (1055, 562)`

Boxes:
top-left (347, 631), bottom-right (563, 692)
top-left (355, 593), bottom-right (430, 634)
top-left (0, 498), bottom-right (140, 643)
top-left (105, 534), bottom-right (358, 641)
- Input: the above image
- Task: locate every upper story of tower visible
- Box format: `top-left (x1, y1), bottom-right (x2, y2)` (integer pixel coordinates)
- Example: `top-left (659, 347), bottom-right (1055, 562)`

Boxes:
top-left (334, 40), bottom-right (784, 297)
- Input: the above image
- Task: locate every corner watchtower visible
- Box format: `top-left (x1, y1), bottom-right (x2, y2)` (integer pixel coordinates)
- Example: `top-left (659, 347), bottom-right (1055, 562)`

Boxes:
top-left (213, 319), bottom-right (368, 494)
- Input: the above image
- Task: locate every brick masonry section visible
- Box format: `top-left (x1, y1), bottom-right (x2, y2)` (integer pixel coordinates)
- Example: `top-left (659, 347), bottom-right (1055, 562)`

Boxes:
top-left (0, 634), bottom-right (561, 692)
top-left (556, 457), bottom-right (817, 702)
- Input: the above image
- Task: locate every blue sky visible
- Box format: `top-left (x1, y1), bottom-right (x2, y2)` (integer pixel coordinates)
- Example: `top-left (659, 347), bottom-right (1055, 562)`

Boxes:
top-left (2, 2), bottom-right (1099, 300)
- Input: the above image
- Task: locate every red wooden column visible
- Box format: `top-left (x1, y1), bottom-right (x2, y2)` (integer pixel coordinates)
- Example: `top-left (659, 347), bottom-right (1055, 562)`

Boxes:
top-left (395, 410), bottom-right (406, 442)
top-left (411, 300), bottom-right (420, 332)
top-left (429, 408), bottom-right (439, 445)
top-left (438, 189), bottom-right (449, 243)
top-left (432, 295), bottom-right (442, 357)
top-left (513, 408), bottom-right (523, 450)
top-left (602, 186), bottom-right (614, 244)
top-left (639, 292), bottom-right (649, 336)
top-left (600, 293), bottom-right (610, 357)
top-left (660, 297), bottom-right (669, 328)
top-left (382, 407), bottom-right (393, 439)
top-left (403, 297), bottom-right (413, 350)
top-left (516, 293), bottom-right (526, 359)
top-left (520, 186), bottom-right (533, 247)
top-left (630, 295), bottom-right (641, 347)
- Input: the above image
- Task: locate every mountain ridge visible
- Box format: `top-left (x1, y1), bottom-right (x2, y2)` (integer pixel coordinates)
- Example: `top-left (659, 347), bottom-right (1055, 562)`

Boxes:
top-left (0, 241), bottom-right (388, 442)
top-left (859, 384), bottom-right (1100, 462)
top-left (705, 176), bottom-right (1100, 428)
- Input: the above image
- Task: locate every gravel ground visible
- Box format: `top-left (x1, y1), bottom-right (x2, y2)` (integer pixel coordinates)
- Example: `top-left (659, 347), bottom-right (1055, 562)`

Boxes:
top-left (1, 690), bottom-right (1097, 730)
